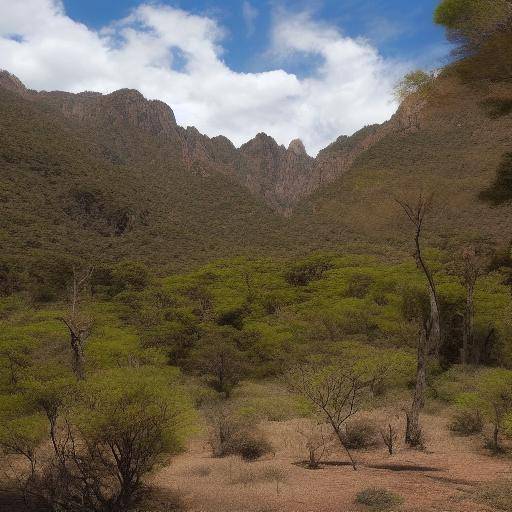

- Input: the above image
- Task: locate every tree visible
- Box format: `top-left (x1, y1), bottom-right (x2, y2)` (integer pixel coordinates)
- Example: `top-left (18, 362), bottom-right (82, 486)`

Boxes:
top-left (394, 70), bottom-right (435, 102)
top-left (287, 363), bottom-right (370, 470)
top-left (190, 326), bottom-right (247, 398)
top-left (396, 195), bottom-right (441, 446)
top-left (0, 368), bottom-right (194, 512)
top-left (456, 369), bottom-right (512, 451)
top-left (435, 1), bottom-right (512, 40)
top-left (0, 338), bottom-right (36, 387)
top-left (458, 247), bottom-right (482, 366)
top-left (58, 266), bottom-right (93, 380)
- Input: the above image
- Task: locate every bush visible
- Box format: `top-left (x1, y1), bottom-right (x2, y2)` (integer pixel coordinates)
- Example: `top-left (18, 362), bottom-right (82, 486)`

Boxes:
top-left (449, 409), bottom-right (484, 436)
top-left (284, 256), bottom-right (334, 286)
top-left (356, 487), bottom-right (403, 511)
top-left (342, 419), bottom-right (379, 449)
top-left (230, 433), bottom-right (273, 461)
top-left (208, 405), bottom-right (272, 461)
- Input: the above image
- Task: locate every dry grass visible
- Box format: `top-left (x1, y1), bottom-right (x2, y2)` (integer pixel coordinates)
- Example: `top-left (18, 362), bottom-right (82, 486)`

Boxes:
top-left (150, 408), bottom-right (511, 512)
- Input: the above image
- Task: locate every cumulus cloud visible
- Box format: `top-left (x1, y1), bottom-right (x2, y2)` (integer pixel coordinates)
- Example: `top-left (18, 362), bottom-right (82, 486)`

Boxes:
top-left (0, 0), bottom-right (401, 154)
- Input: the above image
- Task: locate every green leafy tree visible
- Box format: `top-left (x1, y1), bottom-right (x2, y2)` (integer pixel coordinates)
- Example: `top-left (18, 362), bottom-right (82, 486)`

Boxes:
top-left (190, 326), bottom-right (248, 398)
top-left (394, 70), bottom-right (435, 102)
top-left (435, 0), bottom-right (512, 44)
top-left (0, 367), bottom-right (194, 512)
top-left (456, 369), bottom-right (512, 451)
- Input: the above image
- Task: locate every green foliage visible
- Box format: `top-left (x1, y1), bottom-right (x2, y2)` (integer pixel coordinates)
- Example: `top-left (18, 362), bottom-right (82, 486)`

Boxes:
top-left (434, 0), bottom-right (510, 37)
top-left (74, 367), bottom-right (194, 455)
top-left (285, 255), bottom-right (335, 286)
top-left (394, 70), bottom-right (435, 102)
top-left (355, 487), bottom-right (404, 511)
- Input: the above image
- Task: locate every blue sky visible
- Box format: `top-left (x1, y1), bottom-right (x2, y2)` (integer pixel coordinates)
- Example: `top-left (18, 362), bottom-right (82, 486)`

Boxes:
top-left (0, 0), bottom-right (450, 153)
top-left (64, 0), bottom-right (448, 73)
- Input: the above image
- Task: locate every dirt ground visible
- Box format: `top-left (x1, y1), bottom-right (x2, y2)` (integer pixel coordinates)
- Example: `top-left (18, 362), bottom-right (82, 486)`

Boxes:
top-left (151, 413), bottom-right (512, 512)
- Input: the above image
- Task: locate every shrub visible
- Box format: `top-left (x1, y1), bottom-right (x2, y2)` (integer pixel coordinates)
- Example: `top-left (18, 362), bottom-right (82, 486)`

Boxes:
top-left (346, 273), bottom-right (374, 298)
top-left (284, 256), bottom-right (334, 286)
top-left (356, 487), bottom-right (404, 511)
top-left (230, 433), bottom-right (273, 461)
top-left (449, 409), bottom-right (484, 436)
top-left (342, 419), bottom-right (379, 449)
top-left (208, 404), bottom-right (272, 461)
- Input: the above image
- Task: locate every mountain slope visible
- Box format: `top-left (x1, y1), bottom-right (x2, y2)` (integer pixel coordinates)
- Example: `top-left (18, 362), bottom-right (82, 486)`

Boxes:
top-left (291, 73), bottom-right (512, 248)
top-left (0, 78), bottom-right (293, 271)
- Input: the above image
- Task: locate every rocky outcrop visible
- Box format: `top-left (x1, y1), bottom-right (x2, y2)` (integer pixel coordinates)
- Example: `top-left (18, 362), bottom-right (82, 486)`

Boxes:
top-left (0, 70), bottom-right (29, 96)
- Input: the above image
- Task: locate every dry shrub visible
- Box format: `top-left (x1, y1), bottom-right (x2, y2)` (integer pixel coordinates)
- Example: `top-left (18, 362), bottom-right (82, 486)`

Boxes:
top-left (207, 404), bottom-right (272, 461)
top-left (356, 487), bottom-right (403, 511)
top-left (296, 419), bottom-right (335, 468)
top-left (229, 464), bottom-right (287, 493)
top-left (342, 418), bottom-right (379, 449)
top-left (449, 409), bottom-right (484, 436)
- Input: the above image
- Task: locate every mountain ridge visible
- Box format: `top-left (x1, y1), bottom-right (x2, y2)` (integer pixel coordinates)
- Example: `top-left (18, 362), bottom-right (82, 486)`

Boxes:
top-left (0, 70), bottom-right (408, 213)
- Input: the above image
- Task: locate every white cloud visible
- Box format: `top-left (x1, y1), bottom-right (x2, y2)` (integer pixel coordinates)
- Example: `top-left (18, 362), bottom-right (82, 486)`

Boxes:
top-left (0, 0), bottom-right (402, 155)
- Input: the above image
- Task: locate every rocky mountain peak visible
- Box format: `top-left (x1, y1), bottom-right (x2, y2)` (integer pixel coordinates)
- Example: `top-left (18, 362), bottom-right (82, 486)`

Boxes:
top-left (287, 138), bottom-right (307, 156)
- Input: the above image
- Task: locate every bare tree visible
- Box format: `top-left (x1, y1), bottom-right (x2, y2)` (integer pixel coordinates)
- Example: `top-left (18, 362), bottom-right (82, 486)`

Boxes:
top-left (396, 194), bottom-right (440, 447)
top-left (381, 423), bottom-right (398, 455)
top-left (287, 364), bottom-right (370, 470)
top-left (296, 419), bottom-right (334, 469)
top-left (58, 266), bottom-right (93, 380)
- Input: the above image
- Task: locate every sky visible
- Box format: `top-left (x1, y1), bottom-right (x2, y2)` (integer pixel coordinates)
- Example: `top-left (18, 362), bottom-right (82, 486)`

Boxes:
top-left (0, 0), bottom-right (450, 154)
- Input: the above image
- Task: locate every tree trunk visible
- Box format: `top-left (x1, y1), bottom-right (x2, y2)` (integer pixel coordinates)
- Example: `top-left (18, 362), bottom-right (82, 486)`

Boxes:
top-left (462, 282), bottom-right (474, 366)
top-left (70, 333), bottom-right (85, 380)
top-left (405, 328), bottom-right (427, 447)
top-left (332, 424), bottom-right (357, 471)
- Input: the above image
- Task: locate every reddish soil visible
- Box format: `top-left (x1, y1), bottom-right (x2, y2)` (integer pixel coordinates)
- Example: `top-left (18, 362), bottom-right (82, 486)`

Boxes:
top-left (151, 413), bottom-right (512, 512)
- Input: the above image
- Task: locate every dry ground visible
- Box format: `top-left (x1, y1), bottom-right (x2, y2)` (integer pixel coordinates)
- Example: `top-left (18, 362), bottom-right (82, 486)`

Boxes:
top-left (151, 412), bottom-right (512, 512)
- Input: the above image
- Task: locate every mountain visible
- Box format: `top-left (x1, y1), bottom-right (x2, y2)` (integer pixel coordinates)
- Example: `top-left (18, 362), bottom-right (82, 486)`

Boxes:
top-left (0, 71), bottom-right (295, 272)
top-left (0, 71), bottom-right (379, 214)
top-left (1, 65), bottom-right (512, 276)
top-left (291, 72), bottom-right (512, 248)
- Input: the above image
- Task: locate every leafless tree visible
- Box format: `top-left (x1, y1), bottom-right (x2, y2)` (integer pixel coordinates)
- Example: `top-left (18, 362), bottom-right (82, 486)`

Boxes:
top-left (58, 266), bottom-right (93, 380)
top-left (381, 423), bottom-right (398, 455)
top-left (287, 364), bottom-right (370, 470)
top-left (396, 194), bottom-right (440, 447)
top-left (296, 419), bottom-right (334, 469)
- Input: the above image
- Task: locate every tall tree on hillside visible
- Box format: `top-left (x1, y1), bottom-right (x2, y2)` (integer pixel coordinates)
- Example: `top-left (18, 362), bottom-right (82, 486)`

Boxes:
top-left (459, 247), bottom-right (481, 366)
top-left (58, 266), bottom-right (93, 380)
top-left (396, 194), bottom-right (441, 446)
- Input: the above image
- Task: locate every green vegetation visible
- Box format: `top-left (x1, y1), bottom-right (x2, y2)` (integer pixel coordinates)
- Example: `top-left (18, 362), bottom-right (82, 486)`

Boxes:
top-left (355, 487), bottom-right (404, 511)
top-left (394, 70), bottom-right (435, 102)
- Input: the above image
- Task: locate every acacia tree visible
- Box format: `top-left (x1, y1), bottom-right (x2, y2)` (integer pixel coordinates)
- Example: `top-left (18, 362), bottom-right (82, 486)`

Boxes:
top-left (396, 195), bottom-right (441, 446)
top-left (287, 364), bottom-right (370, 470)
top-left (0, 368), bottom-right (193, 512)
top-left (58, 266), bottom-right (93, 380)
top-left (190, 326), bottom-right (247, 398)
